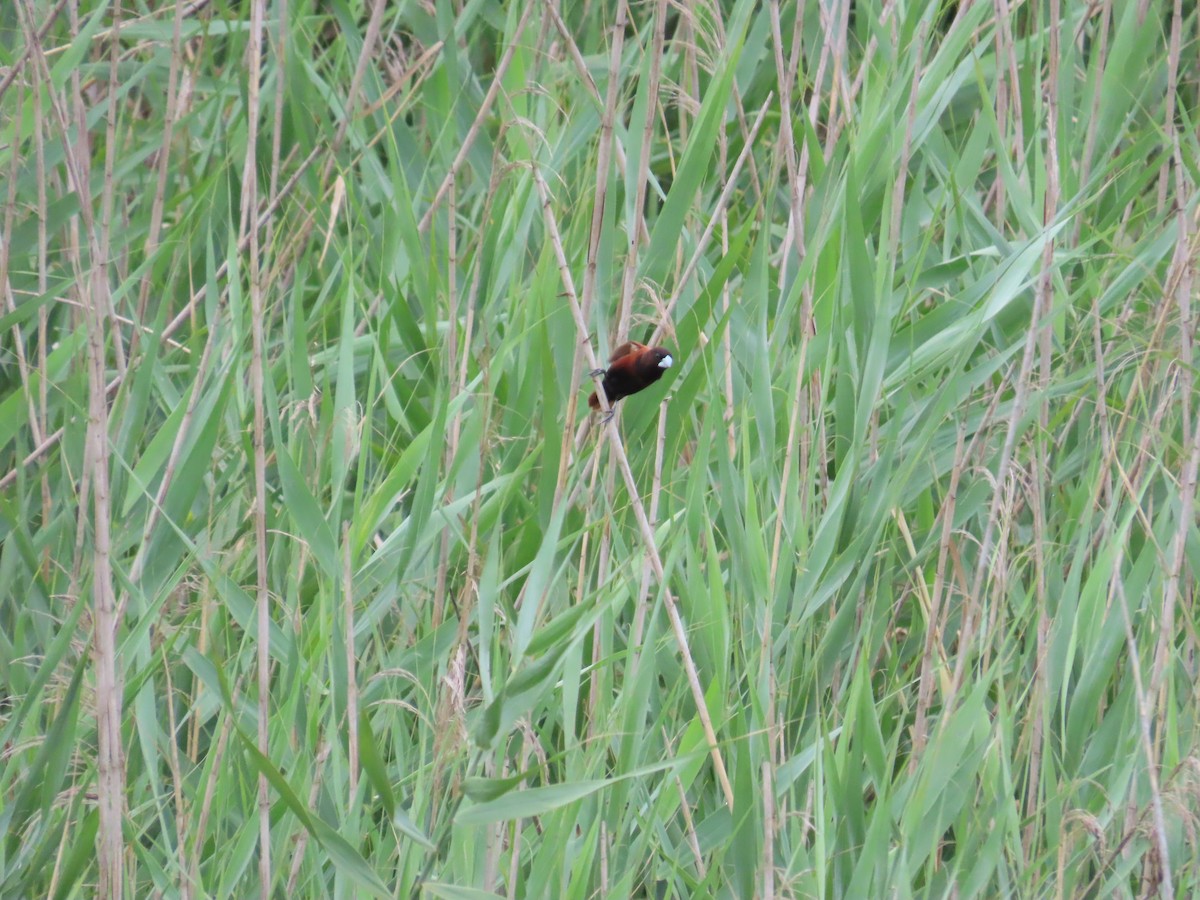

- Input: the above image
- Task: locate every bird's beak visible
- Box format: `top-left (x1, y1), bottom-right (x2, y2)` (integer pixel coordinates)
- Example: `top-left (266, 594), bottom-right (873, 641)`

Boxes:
top-left (658, 355), bottom-right (673, 369)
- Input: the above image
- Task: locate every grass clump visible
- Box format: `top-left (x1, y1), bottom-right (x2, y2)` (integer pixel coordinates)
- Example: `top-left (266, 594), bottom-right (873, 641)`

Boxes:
top-left (0, 0), bottom-right (1197, 896)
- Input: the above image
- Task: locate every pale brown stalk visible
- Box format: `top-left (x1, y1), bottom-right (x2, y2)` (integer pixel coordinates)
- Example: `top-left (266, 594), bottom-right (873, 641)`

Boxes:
top-left (618, 0), bottom-right (668, 649)
top-left (649, 97), bottom-right (772, 342)
top-left (704, 0), bottom-right (764, 204)
top-left (616, 0), bottom-right (664, 342)
top-left (16, 0), bottom-right (123, 889)
top-left (118, 324), bottom-right (219, 623)
top-left (33, 63), bottom-right (51, 572)
top-left (631, 401), bottom-right (669, 648)
top-left (483, 760), bottom-right (502, 891)
top-left (948, 248), bottom-right (1060, 708)
top-left (553, 0), bottom-right (628, 508)
top-left (762, 759), bottom-right (775, 899)
top-left (1151, 243), bottom-right (1197, 704)
top-left (1022, 0), bottom-right (1063, 863)
top-left (1155, 0), bottom-right (1184, 217)
top-left (717, 182), bottom-right (736, 458)
top-left (537, 0), bottom-right (621, 655)
top-left (763, 1), bottom-right (816, 792)
top-left (767, 0), bottom-right (819, 577)
top-left (820, 0), bottom-right (852, 160)
top-left (1, 86), bottom-right (40, 448)
top-left (532, 161), bottom-right (735, 809)
top-left (267, 0), bottom-right (288, 247)
top-left (1071, 1), bottom-right (1112, 252)
top-left (286, 739), bottom-right (332, 894)
top-left (578, 446), bottom-right (605, 730)
top-left (86, 266), bottom-right (121, 900)
top-left (541, 0), bottom-right (638, 190)
top-left (909, 425), bottom-right (966, 769)
top-left (189, 636), bottom-right (240, 891)
top-left (321, 0), bottom-right (386, 187)
top-left (239, 0), bottom-right (270, 892)
top-left (343, 524), bottom-right (359, 796)
top-left (0, 0), bottom-right (69, 103)
top-left (699, 1), bottom-right (738, 460)
top-left (443, 157), bottom-right (501, 655)
top-left (764, 0), bottom-right (816, 590)
top-left (506, 744), bottom-right (528, 890)
top-left (663, 725), bottom-right (707, 877)
top-left (418, 4), bottom-right (536, 235)
top-left (433, 174), bottom-right (460, 630)
top-left (844, 0), bottom-right (899, 129)
top-left (458, 146), bottom-right (502, 394)
top-left (599, 821), bottom-right (610, 892)
top-left (1113, 574), bottom-right (1175, 899)
top-left (162, 651), bottom-right (191, 900)
top-left (770, 0), bottom-right (808, 286)
top-left (96, 2), bottom-right (125, 377)
top-left (994, 0), bottom-right (1026, 180)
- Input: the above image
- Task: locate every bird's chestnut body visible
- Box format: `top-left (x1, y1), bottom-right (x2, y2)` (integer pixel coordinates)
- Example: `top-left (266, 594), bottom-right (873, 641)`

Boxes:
top-left (587, 341), bottom-right (674, 412)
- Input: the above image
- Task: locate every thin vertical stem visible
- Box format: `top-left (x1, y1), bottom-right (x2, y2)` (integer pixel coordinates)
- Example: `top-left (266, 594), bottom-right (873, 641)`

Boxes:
top-left (343, 523), bottom-right (359, 797)
top-left (18, 0), bottom-right (123, 889)
top-left (241, 0), bottom-right (270, 892)
top-left (533, 161), bottom-right (735, 810)
top-left (1023, 0), bottom-right (1062, 863)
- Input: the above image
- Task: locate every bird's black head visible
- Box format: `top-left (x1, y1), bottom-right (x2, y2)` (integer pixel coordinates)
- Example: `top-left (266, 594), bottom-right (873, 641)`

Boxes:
top-left (641, 347), bottom-right (674, 373)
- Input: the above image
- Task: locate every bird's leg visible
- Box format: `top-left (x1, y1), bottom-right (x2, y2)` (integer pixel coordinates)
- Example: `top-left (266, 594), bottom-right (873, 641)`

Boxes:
top-left (600, 409), bottom-right (616, 426)
top-left (589, 368), bottom-right (606, 378)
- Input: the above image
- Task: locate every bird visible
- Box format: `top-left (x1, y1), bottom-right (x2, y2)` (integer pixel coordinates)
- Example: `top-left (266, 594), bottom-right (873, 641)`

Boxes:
top-left (587, 341), bottom-right (674, 417)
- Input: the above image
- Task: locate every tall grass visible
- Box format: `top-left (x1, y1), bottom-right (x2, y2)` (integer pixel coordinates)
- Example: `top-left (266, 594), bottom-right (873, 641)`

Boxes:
top-left (1, 0), bottom-right (1197, 896)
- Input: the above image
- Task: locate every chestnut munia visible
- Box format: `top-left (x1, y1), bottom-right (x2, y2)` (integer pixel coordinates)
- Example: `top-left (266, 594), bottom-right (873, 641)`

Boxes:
top-left (587, 341), bottom-right (674, 414)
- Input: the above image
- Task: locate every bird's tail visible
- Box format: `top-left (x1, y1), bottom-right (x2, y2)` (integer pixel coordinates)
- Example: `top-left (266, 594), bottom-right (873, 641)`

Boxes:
top-left (587, 391), bottom-right (601, 411)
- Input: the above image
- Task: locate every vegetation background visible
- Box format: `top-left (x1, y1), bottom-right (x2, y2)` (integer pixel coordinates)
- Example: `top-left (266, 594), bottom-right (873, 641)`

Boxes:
top-left (1, 0), bottom-right (1197, 896)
